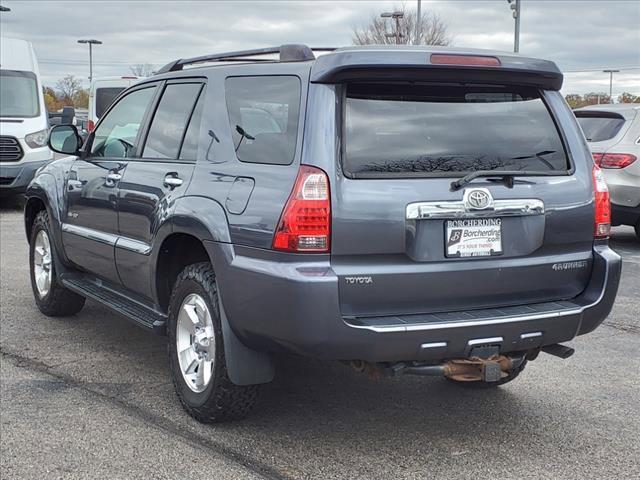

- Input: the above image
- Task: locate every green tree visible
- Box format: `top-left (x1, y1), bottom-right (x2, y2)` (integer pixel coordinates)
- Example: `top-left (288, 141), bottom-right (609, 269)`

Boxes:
top-left (583, 92), bottom-right (611, 106)
top-left (73, 89), bottom-right (89, 108)
top-left (618, 92), bottom-right (640, 103)
top-left (564, 94), bottom-right (584, 109)
top-left (43, 86), bottom-right (62, 112)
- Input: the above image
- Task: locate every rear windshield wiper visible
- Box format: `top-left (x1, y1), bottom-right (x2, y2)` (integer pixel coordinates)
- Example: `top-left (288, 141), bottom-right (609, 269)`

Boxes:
top-left (450, 168), bottom-right (560, 191)
top-left (450, 170), bottom-right (518, 191)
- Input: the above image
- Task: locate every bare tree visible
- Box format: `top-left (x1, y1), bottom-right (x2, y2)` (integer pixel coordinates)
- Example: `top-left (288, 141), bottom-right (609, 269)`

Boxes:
top-left (55, 75), bottom-right (83, 105)
top-left (129, 63), bottom-right (155, 77)
top-left (352, 5), bottom-right (451, 46)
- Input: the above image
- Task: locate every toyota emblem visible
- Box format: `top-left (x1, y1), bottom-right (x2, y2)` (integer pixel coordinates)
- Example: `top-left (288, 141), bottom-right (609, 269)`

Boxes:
top-left (464, 188), bottom-right (493, 210)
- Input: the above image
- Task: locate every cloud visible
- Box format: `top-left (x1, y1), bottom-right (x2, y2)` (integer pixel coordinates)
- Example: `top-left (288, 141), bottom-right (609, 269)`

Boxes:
top-left (1, 0), bottom-right (638, 95)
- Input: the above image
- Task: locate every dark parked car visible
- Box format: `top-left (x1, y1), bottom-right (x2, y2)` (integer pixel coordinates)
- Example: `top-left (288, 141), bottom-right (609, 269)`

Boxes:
top-left (24, 45), bottom-right (621, 422)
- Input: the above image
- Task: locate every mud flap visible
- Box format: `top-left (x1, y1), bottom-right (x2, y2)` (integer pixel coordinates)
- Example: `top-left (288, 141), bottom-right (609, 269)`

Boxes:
top-left (219, 299), bottom-right (275, 386)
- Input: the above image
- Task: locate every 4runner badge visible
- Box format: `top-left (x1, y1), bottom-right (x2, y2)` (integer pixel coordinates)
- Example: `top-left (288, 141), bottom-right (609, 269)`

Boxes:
top-left (552, 261), bottom-right (588, 271)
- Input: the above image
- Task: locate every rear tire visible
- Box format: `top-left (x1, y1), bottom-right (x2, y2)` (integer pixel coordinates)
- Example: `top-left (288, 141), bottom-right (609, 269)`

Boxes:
top-left (29, 210), bottom-right (85, 316)
top-left (167, 262), bottom-right (260, 423)
top-left (445, 359), bottom-right (527, 389)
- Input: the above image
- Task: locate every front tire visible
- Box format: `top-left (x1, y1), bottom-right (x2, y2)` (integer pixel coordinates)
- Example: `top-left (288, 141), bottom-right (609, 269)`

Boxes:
top-left (168, 262), bottom-right (260, 423)
top-left (29, 210), bottom-right (85, 316)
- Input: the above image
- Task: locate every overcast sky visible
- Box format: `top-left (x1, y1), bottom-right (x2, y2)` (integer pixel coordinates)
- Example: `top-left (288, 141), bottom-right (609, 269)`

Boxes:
top-left (1, 0), bottom-right (639, 96)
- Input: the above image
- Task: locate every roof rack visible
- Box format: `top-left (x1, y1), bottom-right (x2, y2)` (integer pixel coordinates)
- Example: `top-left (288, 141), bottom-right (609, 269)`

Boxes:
top-left (157, 44), bottom-right (336, 74)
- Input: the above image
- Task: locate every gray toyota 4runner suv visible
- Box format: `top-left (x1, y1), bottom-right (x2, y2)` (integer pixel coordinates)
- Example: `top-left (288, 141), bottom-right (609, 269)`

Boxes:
top-left (25, 45), bottom-right (621, 422)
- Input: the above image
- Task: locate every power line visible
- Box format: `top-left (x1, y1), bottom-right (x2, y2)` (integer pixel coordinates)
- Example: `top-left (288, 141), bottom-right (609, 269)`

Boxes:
top-left (563, 66), bottom-right (640, 73)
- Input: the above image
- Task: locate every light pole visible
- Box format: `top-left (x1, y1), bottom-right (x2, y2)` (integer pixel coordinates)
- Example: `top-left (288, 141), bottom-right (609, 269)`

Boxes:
top-left (381, 11), bottom-right (405, 44)
top-left (416, 0), bottom-right (422, 45)
top-left (507, 0), bottom-right (521, 53)
top-left (603, 69), bottom-right (619, 103)
top-left (77, 39), bottom-right (102, 83)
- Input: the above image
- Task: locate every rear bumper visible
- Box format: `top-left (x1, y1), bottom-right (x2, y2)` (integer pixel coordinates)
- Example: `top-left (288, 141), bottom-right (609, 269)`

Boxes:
top-left (611, 203), bottom-right (640, 227)
top-left (208, 242), bottom-right (621, 362)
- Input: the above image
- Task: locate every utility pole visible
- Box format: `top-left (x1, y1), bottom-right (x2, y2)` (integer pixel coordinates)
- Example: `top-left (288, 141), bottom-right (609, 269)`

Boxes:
top-left (507, 0), bottom-right (521, 53)
top-left (77, 39), bottom-right (102, 84)
top-left (416, 0), bottom-right (422, 45)
top-left (381, 11), bottom-right (405, 44)
top-left (603, 69), bottom-right (619, 103)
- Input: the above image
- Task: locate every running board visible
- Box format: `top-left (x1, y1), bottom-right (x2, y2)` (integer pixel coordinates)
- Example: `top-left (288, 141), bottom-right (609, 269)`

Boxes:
top-left (60, 274), bottom-right (167, 335)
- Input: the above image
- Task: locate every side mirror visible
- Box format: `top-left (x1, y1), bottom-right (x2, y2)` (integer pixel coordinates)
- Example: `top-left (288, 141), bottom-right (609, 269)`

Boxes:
top-left (61, 106), bottom-right (76, 125)
top-left (48, 125), bottom-right (83, 155)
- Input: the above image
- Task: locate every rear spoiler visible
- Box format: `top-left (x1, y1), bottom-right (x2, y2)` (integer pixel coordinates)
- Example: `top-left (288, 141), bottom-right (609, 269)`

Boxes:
top-left (310, 48), bottom-right (563, 91)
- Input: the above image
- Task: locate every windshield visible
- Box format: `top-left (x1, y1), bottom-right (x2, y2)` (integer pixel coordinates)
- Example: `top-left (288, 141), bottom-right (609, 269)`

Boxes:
top-left (343, 84), bottom-right (569, 178)
top-left (575, 113), bottom-right (626, 142)
top-left (0, 70), bottom-right (40, 118)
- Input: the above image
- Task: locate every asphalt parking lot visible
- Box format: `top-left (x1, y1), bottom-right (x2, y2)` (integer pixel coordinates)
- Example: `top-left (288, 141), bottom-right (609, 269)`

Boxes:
top-left (1, 202), bottom-right (639, 480)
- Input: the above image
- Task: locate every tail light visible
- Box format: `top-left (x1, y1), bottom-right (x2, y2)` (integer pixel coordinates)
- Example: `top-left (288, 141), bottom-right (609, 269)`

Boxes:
top-left (273, 166), bottom-right (330, 253)
top-left (430, 54), bottom-right (501, 67)
top-left (592, 152), bottom-right (637, 169)
top-left (592, 164), bottom-right (611, 239)
top-left (87, 119), bottom-right (95, 132)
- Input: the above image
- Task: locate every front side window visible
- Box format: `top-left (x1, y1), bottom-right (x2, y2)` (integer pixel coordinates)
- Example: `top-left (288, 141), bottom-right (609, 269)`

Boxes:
top-left (225, 76), bottom-right (301, 165)
top-left (143, 83), bottom-right (203, 159)
top-left (0, 70), bottom-right (39, 118)
top-left (91, 87), bottom-right (156, 158)
top-left (344, 84), bottom-right (569, 178)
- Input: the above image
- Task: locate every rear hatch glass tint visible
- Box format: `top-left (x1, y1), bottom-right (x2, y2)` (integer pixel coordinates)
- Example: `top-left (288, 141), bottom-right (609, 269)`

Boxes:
top-left (96, 87), bottom-right (126, 119)
top-left (574, 112), bottom-right (626, 142)
top-left (343, 84), bottom-right (570, 178)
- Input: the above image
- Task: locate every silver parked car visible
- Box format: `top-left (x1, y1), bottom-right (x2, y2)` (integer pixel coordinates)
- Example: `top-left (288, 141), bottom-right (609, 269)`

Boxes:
top-left (575, 104), bottom-right (640, 238)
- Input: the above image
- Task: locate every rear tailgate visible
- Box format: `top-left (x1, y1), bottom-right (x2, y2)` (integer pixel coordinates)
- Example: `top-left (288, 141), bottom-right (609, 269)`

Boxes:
top-left (327, 80), bottom-right (594, 318)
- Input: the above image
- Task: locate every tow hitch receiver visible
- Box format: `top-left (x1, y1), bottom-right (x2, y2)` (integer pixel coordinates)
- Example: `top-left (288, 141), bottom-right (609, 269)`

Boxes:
top-left (352, 355), bottom-right (525, 382)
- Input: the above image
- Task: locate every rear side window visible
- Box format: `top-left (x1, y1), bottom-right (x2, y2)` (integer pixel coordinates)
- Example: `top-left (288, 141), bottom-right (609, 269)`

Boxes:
top-left (225, 76), bottom-right (301, 165)
top-left (96, 87), bottom-right (126, 119)
top-left (575, 112), bottom-right (626, 142)
top-left (143, 83), bottom-right (203, 159)
top-left (343, 84), bottom-right (569, 178)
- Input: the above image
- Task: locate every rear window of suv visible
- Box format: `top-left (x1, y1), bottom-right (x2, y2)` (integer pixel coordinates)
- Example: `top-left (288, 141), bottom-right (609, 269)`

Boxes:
top-left (574, 112), bottom-right (626, 142)
top-left (343, 84), bottom-right (570, 178)
top-left (225, 76), bottom-right (301, 165)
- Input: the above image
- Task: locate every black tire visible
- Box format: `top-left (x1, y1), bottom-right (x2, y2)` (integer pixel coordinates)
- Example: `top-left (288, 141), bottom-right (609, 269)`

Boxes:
top-left (168, 262), bottom-right (260, 423)
top-left (635, 220), bottom-right (640, 239)
top-left (445, 359), bottom-right (527, 389)
top-left (29, 210), bottom-right (85, 316)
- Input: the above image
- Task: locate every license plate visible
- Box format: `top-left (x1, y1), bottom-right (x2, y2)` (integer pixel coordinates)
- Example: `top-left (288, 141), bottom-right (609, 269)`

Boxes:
top-left (446, 218), bottom-right (502, 258)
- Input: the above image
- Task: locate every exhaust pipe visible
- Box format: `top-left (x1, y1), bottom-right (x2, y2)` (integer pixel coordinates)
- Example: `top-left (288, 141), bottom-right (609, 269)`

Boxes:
top-left (541, 343), bottom-right (575, 359)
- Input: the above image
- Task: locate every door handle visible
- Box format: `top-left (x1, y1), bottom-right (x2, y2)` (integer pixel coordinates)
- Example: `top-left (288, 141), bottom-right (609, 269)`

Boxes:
top-left (106, 173), bottom-right (122, 182)
top-left (163, 175), bottom-right (183, 188)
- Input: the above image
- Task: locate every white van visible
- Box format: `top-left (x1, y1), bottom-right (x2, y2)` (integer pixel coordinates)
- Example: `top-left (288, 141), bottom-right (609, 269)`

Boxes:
top-left (88, 76), bottom-right (138, 132)
top-left (0, 37), bottom-right (52, 197)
